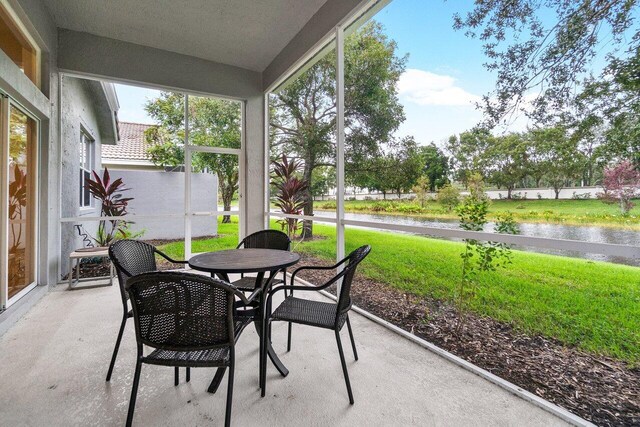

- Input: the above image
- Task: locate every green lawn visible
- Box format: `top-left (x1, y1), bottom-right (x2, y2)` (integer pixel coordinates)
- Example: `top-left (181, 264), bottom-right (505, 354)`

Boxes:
top-left (314, 198), bottom-right (640, 229)
top-left (158, 218), bottom-right (640, 365)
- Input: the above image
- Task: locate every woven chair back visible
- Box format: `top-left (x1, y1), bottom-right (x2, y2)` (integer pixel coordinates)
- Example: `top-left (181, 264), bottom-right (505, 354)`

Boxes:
top-left (238, 230), bottom-right (291, 251)
top-left (336, 245), bottom-right (371, 316)
top-left (126, 271), bottom-right (235, 350)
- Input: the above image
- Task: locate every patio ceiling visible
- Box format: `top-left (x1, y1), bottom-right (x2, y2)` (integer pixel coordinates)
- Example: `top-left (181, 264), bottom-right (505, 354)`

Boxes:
top-left (44, 0), bottom-right (328, 72)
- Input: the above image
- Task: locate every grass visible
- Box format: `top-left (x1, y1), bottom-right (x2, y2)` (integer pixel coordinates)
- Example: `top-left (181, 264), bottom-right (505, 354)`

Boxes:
top-left (158, 218), bottom-right (640, 365)
top-left (314, 198), bottom-right (640, 229)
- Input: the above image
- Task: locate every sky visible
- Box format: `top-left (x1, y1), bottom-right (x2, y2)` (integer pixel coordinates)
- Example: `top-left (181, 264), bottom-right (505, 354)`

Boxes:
top-left (114, 0), bottom-right (538, 145)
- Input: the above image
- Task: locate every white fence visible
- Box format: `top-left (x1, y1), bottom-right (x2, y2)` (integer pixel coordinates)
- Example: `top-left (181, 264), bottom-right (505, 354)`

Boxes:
top-left (315, 186), bottom-right (603, 201)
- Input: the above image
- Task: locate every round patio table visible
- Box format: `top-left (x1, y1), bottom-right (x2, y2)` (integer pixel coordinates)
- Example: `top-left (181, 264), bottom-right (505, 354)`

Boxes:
top-left (189, 248), bottom-right (300, 393)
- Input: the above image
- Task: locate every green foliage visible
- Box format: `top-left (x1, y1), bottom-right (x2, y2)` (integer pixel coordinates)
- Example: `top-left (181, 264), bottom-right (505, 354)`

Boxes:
top-left (456, 178), bottom-right (519, 333)
top-left (85, 168), bottom-right (134, 246)
top-left (436, 184), bottom-right (461, 211)
top-left (412, 176), bottom-right (431, 208)
top-left (317, 198), bottom-right (640, 228)
top-left (145, 93), bottom-right (241, 223)
top-left (454, 1), bottom-right (638, 127)
top-left (160, 219), bottom-right (640, 364)
top-left (418, 143), bottom-right (449, 191)
top-left (271, 155), bottom-right (309, 238)
top-left (446, 127), bottom-right (492, 184)
top-left (310, 166), bottom-right (336, 198)
top-left (529, 126), bottom-right (583, 198)
top-left (270, 21), bottom-right (407, 235)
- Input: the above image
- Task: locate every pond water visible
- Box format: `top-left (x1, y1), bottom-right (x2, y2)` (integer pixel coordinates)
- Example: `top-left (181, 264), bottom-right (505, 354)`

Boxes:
top-left (312, 210), bottom-right (640, 267)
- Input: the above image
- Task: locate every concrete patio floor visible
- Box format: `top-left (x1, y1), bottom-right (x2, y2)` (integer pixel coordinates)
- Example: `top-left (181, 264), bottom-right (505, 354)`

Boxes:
top-left (0, 278), bottom-right (571, 426)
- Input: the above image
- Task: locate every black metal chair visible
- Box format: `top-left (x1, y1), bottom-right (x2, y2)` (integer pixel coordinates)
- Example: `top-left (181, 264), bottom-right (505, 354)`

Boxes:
top-left (231, 230), bottom-right (292, 347)
top-left (125, 271), bottom-right (259, 427)
top-left (231, 229), bottom-right (291, 291)
top-left (262, 245), bottom-right (371, 404)
top-left (106, 239), bottom-right (187, 382)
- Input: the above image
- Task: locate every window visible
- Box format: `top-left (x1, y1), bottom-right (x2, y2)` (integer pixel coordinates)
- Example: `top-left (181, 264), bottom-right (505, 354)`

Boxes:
top-left (79, 130), bottom-right (94, 208)
top-left (0, 1), bottom-right (40, 87)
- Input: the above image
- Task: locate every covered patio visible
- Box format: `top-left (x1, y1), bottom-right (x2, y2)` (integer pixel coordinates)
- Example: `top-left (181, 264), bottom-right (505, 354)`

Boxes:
top-left (0, 276), bottom-right (570, 426)
top-left (0, 0), bottom-right (624, 425)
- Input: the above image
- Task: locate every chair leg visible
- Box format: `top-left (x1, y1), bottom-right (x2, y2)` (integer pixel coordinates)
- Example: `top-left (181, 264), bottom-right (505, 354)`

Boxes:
top-left (335, 330), bottom-right (354, 405)
top-left (126, 360), bottom-right (142, 427)
top-left (174, 367), bottom-right (179, 386)
top-left (186, 367), bottom-right (190, 383)
top-left (287, 322), bottom-right (292, 352)
top-left (208, 367), bottom-right (227, 394)
top-left (106, 313), bottom-right (127, 381)
top-left (260, 319), bottom-right (269, 397)
top-left (225, 351), bottom-right (235, 427)
top-left (346, 315), bottom-right (358, 361)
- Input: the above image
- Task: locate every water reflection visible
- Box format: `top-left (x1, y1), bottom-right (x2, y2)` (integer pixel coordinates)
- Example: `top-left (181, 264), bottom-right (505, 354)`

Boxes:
top-left (312, 211), bottom-right (640, 266)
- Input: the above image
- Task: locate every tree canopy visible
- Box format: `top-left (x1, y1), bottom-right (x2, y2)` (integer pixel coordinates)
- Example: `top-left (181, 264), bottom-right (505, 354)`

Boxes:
top-left (454, 0), bottom-right (638, 131)
top-left (144, 93), bottom-right (241, 223)
top-left (270, 21), bottom-right (407, 235)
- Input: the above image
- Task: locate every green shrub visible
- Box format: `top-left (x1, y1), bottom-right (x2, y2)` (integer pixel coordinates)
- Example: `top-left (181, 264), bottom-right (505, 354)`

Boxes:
top-left (437, 184), bottom-right (461, 211)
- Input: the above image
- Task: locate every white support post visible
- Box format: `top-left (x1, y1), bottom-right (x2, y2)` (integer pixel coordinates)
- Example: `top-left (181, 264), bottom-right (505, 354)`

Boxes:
top-left (184, 94), bottom-right (192, 261)
top-left (336, 27), bottom-right (346, 265)
top-left (0, 95), bottom-right (9, 308)
top-left (263, 94), bottom-right (271, 230)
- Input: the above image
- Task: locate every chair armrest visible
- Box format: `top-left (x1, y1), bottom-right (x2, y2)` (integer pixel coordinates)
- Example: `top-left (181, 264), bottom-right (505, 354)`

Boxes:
top-left (289, 257), bottom-right (350, 286)
top-left (265, 283), bottom-right (332, 308)
top-left (154, 249), bottom-right (187, 265)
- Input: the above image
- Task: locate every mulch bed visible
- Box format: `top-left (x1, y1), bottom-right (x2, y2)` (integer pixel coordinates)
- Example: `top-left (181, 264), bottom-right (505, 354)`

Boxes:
top-left (295, 254), bottom-right (640, 427)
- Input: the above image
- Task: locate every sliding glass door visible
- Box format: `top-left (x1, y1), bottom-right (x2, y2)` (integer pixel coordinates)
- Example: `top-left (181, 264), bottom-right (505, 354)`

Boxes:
top-left (1, 95), bottom-right (38, 308)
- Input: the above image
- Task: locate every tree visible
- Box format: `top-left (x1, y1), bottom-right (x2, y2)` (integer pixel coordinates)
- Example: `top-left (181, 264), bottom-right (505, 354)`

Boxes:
top-left (454, 1), bottom-right (639, 128)
top-left (455, 174), bottom-right (518, 334)
top-left (437, 184), bottom-right (461, 211)
top-left (309, 166), bottom-right (336, 199)
top-left (446, 128), bottom-right (492, 185)
top-left (388, 137), bottom-right (423, 198)
top-left (145, 93), bottom-right (241, 223)
top-left (419, 143), bottom-right (449, 191)
top-left (484, 133), bottom-right (528, 199)
top-left (270, 21), bottom-right (406, 236)
top-left (598, 160), bottom-right (640, 214)
top-left (529, 126), bottom-right (583, 198)
top-left (412, 176), bottom-right (431, 208)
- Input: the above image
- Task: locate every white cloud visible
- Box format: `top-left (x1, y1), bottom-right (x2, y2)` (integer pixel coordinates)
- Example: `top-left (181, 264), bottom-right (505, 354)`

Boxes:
top-left (398, 69), bottom-right (480, 107)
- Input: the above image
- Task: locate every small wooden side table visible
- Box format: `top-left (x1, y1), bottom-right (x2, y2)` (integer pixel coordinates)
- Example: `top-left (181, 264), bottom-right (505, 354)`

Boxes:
top-left (68, 247), bottom-right (115, 290)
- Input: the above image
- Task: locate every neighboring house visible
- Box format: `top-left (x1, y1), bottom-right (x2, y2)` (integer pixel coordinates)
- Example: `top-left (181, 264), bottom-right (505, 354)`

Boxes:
top-left (100, 121), bottom-right (218, 242)
top-left (102, 122), bottom-right (158, 170)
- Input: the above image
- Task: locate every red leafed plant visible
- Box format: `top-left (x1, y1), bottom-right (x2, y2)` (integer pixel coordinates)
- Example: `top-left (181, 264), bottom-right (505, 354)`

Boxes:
top-left (598, 160), bottom-right (640, 215)
top-left (85, 168), bottom-right (134, 246)
top-left (271, 155), bottom-right (309, 239)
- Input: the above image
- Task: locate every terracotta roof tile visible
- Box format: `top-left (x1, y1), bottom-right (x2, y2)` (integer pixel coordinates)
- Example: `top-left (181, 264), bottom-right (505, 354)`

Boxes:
top-left (102, 122), bottom-right (153, 161)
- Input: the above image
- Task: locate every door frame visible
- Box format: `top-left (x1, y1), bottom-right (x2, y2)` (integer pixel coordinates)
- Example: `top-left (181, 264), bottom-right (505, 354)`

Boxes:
top-left (0, 91), bottom-right (40, 309)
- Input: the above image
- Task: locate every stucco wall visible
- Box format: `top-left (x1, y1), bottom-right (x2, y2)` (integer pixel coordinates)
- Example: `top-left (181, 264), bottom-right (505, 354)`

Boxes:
top-left (109, 170), bottom-right (219, 240)
top-left (59, 76), bottom-right (110, 276)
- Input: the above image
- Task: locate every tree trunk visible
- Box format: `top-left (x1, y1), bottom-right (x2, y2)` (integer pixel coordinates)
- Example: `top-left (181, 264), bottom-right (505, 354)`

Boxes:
top-left (382, 191), bottom-right (387, 199)
top-left (507, 187), bottom-right (512, 199)
top-left (218, 172), bottom-right (236, 224)
top-left (554, 187), bottom-right (561, 199)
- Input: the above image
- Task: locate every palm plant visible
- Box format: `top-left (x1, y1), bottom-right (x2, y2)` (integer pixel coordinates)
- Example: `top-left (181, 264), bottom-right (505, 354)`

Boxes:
top-left (85, 168), bottom-right (133, 246)
top-left (271, 155), bottom-right (308, 239)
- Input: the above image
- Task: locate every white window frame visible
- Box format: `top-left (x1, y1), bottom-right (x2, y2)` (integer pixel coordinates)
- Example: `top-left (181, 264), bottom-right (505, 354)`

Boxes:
top-left (79, 129), bottom-right (95, 209)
